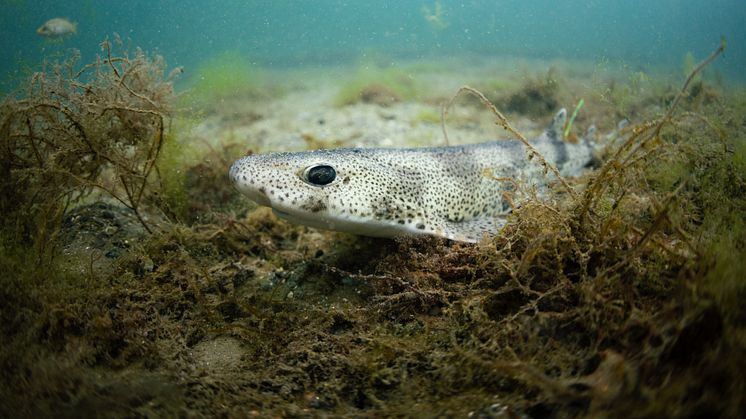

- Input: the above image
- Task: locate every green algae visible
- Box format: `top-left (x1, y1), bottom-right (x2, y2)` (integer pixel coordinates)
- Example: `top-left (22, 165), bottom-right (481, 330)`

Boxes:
top-left (413, 107), bottom-right (441, 124)
top-left (181, 51), bottom-right (263, 107)
top-left (335, 62), bottom-right (421, 107)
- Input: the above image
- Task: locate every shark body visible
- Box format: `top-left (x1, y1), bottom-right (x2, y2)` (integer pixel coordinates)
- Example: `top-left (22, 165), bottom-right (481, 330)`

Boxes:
top-left (229, 109), bottom-right (595, 243)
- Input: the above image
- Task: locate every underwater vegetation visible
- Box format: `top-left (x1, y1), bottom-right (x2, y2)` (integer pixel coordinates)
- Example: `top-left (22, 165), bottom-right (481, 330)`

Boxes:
top-left (180, 51), bottom-right (263, 110)
top-left (0, 34), bottom-right (177, 252)
top-left (475, 68), bottom-right (561, 118)
top-left (1, 38), bottom-right (745, 418)
top-left (335, 62), bottom-right (421, 107)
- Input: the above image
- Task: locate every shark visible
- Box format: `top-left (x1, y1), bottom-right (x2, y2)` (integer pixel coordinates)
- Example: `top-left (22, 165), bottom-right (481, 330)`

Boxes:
top-left (229, 109), bottom-right (595, 243)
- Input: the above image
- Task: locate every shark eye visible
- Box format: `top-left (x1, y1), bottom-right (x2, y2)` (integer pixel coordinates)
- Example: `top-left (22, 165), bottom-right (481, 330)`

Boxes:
top-left (303, 165), bottom-right (336, 186)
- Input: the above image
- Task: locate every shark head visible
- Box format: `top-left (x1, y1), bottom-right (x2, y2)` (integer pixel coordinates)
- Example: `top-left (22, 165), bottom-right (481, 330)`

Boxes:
top-left (229, 148), bottom-right (439, 238)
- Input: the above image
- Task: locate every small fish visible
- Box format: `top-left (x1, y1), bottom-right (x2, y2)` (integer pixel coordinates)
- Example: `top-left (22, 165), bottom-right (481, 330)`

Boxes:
top-left (36, 18), bottom-right (77, 39)
top-left (230, 109), bottom-right (598, 243)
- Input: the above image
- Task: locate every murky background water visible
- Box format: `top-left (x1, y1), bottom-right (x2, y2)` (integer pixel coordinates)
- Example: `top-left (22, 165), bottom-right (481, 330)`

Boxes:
top-left (2, 0), bottom-right (745, 87)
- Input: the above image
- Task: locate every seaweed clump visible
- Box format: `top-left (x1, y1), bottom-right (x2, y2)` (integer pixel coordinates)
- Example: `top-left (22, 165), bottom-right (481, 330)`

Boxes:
top-left (477, 68), bottom-right (561, 118)
top-left (0, 35), bottom-right (178, 250)
top-left (415, 40), bottom-right (745, 417)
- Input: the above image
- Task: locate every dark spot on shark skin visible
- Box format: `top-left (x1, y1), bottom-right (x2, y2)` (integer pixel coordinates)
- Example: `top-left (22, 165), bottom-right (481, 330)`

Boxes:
top-left (416, 223), bottom-right (426, 230)
top-left (303, 200), bottom-right (327, 213)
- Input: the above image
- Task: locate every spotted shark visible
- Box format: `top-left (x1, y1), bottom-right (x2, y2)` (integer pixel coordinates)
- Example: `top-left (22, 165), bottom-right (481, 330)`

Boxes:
top-left (229, 109), bottom-right (595, 243)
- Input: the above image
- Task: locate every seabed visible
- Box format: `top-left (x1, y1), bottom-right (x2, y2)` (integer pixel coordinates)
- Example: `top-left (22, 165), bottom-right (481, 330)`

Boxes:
top-left (1, 41), bottom-right (745, 417)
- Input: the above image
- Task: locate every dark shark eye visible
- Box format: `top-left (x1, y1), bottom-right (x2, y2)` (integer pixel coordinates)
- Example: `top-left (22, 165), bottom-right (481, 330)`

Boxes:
top-left (304, 165), bottom-right (336, 186)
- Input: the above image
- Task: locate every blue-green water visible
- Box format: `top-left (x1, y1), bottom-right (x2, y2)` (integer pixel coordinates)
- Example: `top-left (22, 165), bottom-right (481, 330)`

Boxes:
top-left (1, 0), bottom-right (745, 87)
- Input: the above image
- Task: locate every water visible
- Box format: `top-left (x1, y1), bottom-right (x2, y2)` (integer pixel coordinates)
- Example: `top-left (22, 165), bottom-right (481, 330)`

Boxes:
top-left (1, 0), bottom-right (745, 87)
top-left (3, 2), bottom-right (746, 417)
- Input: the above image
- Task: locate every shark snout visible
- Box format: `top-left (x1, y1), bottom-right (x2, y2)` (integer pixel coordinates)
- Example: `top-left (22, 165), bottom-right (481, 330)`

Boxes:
top-left (229, 159), bottom-right (241, 184)
top-left (229, 158), bottom-right (272, 207)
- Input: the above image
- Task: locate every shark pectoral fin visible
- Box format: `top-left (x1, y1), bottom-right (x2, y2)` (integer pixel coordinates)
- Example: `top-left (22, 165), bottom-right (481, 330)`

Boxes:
top-left (437, 215), bottom-right (507, 243)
